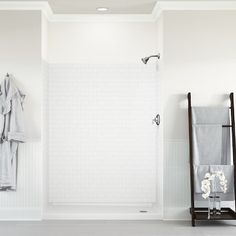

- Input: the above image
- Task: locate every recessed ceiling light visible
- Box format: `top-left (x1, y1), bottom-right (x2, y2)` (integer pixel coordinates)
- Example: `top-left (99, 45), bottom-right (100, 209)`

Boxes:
top-left (97, 7), bottom-right (109, 12)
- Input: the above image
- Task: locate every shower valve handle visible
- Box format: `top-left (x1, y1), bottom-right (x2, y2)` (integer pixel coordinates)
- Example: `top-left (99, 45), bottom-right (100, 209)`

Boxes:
top-left (152, 114), bottom-right (160, 126)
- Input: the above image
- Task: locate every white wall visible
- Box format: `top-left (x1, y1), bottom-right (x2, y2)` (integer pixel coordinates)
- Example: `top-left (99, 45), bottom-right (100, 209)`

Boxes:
top-left (162, 11), bottom-right (236, 219)
top-left (0, 11), bottom-right (43, 219)
top-left (0, 11), bottom-right (42, 140)
top-left (48, 22), bottom-right (158, 64)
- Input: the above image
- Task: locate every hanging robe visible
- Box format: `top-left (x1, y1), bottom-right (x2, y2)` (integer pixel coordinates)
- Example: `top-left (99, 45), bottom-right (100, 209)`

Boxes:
top-left (0, 75), bottom-right (25, 191)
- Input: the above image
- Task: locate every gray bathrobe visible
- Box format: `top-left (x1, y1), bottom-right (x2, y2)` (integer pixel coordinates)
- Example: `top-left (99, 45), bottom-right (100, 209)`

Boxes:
top-left (0, 76), bottom-right (25, 190)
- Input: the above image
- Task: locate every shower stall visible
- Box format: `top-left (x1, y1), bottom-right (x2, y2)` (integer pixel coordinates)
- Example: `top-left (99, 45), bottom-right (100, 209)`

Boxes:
top-left (45, 61), bottom-right (163, 218)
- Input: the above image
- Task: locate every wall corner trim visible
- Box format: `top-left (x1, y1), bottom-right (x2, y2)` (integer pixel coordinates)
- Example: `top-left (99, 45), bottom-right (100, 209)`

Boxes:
top-left (1, 1), bottom-right (236, 22)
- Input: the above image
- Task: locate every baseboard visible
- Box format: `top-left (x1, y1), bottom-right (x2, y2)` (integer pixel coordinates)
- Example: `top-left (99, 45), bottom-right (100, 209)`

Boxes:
top-left (0, 208), bottom-right (42, 221)
top-left (43, 212), bottom-right (162, 220)
top-left (164, 207), bottom-right (190, 220)
top-left (0, 208), bottom-right (188, 220)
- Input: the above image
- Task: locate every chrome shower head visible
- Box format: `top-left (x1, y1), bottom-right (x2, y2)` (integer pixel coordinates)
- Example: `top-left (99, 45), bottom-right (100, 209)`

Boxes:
top-left (141, 54), bottom-right (160, 64)
top-left (141, 57), bottom-right (149, 64)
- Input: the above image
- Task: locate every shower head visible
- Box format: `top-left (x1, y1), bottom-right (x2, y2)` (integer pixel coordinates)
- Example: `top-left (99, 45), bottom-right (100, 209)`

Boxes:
top-left (141, 57), bottom-right (149, 64)
top-left (141, 54), bottom-right (160, 64)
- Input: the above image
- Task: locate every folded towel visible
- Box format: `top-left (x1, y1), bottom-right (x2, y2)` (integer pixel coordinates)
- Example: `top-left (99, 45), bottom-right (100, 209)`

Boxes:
top-left (193, 124), bottom-right (223, 165)
top-left (192, 107), bottom-right (231, 165)
top-left (210, 165), bottom-right (234, 194)
top-left (194, 165), bottom-right (234, 200)
top-left (192, 107), bottom-right (230, 125)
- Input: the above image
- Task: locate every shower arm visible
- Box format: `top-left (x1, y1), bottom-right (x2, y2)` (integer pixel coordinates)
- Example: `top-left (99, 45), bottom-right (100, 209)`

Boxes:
top-left (148, 54), bottom-right (160, 60)
top-left (141, 53), bottom-right (161, 64)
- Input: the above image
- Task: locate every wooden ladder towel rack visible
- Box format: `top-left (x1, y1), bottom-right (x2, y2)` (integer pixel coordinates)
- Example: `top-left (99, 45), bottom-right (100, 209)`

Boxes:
top-left (188, 92), bottom-right (236, 226)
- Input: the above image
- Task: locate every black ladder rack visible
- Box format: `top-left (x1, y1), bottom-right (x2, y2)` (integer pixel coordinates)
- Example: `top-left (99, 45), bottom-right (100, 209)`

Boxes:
top-left (187, 92), bottom-right (236, 226)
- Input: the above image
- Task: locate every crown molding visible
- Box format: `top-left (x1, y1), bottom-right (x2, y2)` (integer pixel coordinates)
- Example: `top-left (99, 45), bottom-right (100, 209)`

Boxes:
top-left (157, 1), bottom-right (236, 11)
top-left (152, 1), bottom-right (236, 21)
top-left (0, 1), bottom-right (236, 22)
top-left (49, 14), bottom-right (154, 23)
top-left (0, 1), bottom-right (52, 14)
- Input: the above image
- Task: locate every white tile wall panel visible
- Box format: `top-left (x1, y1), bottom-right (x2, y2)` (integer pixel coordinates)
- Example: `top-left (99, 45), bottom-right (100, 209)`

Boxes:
top-left (48, 64), bottom-right (159, 204)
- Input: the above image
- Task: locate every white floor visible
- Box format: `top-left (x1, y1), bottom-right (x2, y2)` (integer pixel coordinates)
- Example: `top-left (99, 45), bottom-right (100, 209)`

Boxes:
top-left (1, 220), bottom-right (236, 236)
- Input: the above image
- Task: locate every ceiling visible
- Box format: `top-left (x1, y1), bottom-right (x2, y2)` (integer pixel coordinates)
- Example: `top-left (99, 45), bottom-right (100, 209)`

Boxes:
top-left (1, 0), bottom-right (236, 14)
top-left (2, 0), bottom-right (158, 14)
top-left (49, 0), bottom-right (157, 14)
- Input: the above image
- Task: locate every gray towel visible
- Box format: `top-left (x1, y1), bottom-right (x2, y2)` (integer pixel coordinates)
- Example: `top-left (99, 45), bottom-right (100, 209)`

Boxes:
top-left (194, 165), bottom-right (210, 193)
top-left (192, 107), bottom-right (231, 165)
top-left (210, 165), bottom-right (234, 194)
top-left (191, 107), bottom-right (233, 200)
top-left (193, 124), bottom-right (223, 165)
top-left (192, 107), bottom-right (230, 125)
top-left (194, 165), bottom-right (234, 195)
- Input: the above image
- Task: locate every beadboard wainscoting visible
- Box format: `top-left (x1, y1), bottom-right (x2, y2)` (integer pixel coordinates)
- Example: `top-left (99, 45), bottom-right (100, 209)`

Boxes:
top-left (0, 142), bottom-right (42, 220)
top-left (164, 139), bottom-right (190, 220)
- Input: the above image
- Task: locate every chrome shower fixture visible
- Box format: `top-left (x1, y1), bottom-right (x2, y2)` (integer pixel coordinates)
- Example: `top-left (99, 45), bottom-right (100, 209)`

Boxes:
top-left (141, 53), bottom-right (160, 64)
